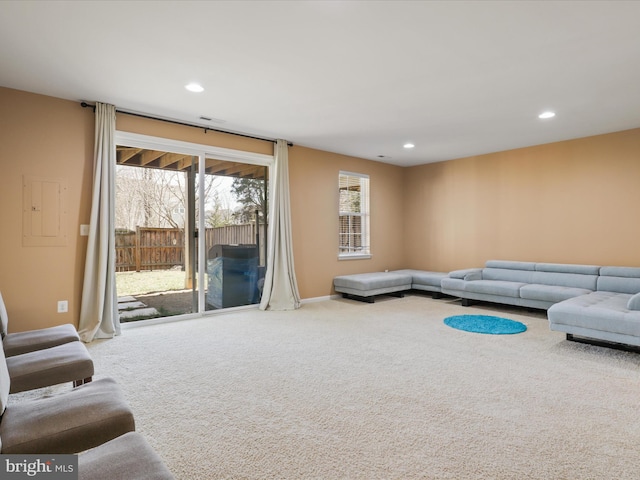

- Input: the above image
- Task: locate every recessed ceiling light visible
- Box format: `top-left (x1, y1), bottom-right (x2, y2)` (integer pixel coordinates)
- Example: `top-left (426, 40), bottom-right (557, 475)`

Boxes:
top-left (185, 83), bottom-right (204, 93)
top-left (403, 143), bottom-right (415, 149)
top-left (538, 111), bottom-right (556, 119)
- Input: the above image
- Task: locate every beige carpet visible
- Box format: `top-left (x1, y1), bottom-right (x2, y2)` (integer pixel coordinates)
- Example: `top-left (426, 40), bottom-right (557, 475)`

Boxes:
top-left (12, 295), bottom-right (640, 479)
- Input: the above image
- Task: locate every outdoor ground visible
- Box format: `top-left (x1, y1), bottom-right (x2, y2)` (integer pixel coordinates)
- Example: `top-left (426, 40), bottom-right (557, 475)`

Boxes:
top-left (116, 270), bottom-right (194, 320)
top-left (136, 290), bottom-right (194, 316)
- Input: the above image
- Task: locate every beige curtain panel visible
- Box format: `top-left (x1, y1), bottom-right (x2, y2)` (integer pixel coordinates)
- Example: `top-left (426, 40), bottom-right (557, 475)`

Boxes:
top-left (259, 139), bottom-right (301, 311)
top-left (78, 102), bottom-right (120, 342)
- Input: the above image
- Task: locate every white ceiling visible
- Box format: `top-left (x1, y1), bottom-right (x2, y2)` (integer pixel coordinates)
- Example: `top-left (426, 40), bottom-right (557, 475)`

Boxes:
top-left (1, 1), bottom-right (640, 167)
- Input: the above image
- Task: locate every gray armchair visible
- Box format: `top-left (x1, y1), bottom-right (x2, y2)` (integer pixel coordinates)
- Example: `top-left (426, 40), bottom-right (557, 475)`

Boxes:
top-left (0, 346), bottom-right (134, 454)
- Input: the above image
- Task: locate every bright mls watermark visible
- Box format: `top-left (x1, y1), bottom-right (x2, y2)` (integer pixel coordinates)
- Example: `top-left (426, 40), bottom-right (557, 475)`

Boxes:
top-left (1, 455), bottom-right (78, 479)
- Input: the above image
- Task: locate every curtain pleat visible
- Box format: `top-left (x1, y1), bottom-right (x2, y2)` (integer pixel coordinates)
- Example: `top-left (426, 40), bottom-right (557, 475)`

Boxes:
top-left (259, 139), bottom-right (301, 310)
top-left (78, 103), bottom-right (120, 342)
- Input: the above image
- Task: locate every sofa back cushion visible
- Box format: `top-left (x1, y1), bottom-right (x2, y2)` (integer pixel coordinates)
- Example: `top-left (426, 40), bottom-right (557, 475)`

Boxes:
top-left (531, 271), bottom-right (598, 290)
top-left (485, 260), bottom-right (536, 271)
top-left (482, 268), bottom-right (535, 283)
top-left (598, 266), bottom-right (640, 294)
top-left (482, 260), bottom-right (536, 283)
top-left (535, 263), bottom-right (600, 275)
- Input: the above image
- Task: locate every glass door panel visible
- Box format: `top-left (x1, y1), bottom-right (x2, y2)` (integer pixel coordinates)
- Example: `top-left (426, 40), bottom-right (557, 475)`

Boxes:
top-left (200, 159), bottom-right (268, 311)
top-left (114, 146), bottom-right (197, 321)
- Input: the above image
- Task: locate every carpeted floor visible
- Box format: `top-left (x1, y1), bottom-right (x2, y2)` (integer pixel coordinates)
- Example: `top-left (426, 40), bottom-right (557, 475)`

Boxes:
top-left (11, 294), bottom-right (640, 479)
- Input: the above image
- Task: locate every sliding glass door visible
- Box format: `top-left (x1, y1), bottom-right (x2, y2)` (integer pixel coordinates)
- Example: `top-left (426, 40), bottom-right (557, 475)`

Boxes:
top-left (113, 132), bottom-right (272, 322)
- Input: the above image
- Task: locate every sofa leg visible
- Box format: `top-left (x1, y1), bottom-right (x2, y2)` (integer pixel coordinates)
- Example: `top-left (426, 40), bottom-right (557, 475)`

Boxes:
top-left (390, 291), bottom-right (405, 298)
top-left (432, 292), bottom-right (444, 299)
top-left (73, 376), bottom-right (92, 388)
top-left (342, 293), bottom-right (375, 304)
top-left (565, 333), bottom-right (640, 353)
top-left (461, 298), bottom-right (474, 307)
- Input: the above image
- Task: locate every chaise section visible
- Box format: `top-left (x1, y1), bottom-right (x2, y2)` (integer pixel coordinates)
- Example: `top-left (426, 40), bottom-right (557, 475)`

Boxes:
top-left (334, 272), bottom-right (412, 303)
top-left (547, 266), bottom-right (640, 349)
top-left (548, 291), bottom-right (640, 347)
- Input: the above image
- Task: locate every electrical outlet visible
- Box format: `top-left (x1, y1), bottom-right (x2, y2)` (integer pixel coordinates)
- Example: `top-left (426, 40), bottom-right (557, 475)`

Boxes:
top-left (57, 300), bottom-right (68, 313)
top-left (80, 224), bottom-right (90, 236)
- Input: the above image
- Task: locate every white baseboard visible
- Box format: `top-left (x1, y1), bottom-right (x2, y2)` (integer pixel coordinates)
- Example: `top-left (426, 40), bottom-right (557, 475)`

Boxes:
top-left (301, 294), bottom-right (341, 304)
top-left (122, 296), bottom-right (340, 329)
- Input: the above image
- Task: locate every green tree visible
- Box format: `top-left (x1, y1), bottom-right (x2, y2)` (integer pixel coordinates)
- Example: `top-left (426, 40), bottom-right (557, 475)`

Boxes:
top-left (231, 177), bottom-right (267, 224)
top-left (205, 190), bottom-right (235, 227)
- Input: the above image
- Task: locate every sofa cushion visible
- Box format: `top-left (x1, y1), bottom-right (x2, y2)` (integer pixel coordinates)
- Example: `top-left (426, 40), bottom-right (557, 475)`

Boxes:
top-left (530, 271), bottom-right (598, 290)
top-left (628, 293), bottom-right (640, 311)
top-left (6, 341), bottom-right (94, 394)
top-left (520, 284), bottom-right (592, 303)
top-left (464, 280), bottom-right (525, 298)
top-left (3, 324), bottom-right (79, 357)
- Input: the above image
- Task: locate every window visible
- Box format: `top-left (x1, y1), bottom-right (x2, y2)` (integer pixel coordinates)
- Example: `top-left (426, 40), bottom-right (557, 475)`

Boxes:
top-left (339, 171), bottom-right (370, 258)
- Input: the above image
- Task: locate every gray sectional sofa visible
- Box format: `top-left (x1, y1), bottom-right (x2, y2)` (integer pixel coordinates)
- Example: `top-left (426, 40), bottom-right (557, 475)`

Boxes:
top-left (442, 260), bottom-right (640, 348)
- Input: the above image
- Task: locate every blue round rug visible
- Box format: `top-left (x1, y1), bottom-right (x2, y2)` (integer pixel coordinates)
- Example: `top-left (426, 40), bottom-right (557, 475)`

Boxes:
top-left (444, 315), bottom-right (527, 335)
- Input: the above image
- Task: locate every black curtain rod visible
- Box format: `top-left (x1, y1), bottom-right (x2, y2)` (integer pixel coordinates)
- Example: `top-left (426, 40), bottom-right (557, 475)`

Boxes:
top-left (80, 102), bottom-right (292, 147)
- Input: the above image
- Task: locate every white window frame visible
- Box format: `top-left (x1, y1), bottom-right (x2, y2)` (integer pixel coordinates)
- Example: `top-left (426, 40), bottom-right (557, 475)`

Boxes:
top-left (338, 171), bottom-right (371, 260)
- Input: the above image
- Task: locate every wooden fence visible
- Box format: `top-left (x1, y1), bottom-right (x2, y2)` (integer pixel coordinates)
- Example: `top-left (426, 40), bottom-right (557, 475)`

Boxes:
top-left (115, 225), bottom-right (264, 272)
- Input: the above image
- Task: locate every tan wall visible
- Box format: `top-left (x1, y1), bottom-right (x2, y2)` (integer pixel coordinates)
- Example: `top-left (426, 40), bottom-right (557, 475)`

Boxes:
top-left (403, 128), bottom-right (640, 271)
top-left (0, 88), bottom-right (94, 332)
top-left (115, 114), bottom-right (273, 156)
top-left (3, 86), bottom-right (639, 331)
top-left (0, 88), bottom-right (405, 331)
top-left (289, 146), bottom-right (406, 299)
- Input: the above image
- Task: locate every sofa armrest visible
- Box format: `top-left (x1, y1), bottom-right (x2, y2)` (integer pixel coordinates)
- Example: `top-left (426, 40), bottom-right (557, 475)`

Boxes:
top-left (628, 292), bottom-right (640, 311)
top-left (449, 268), bottom-right (482, 281)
